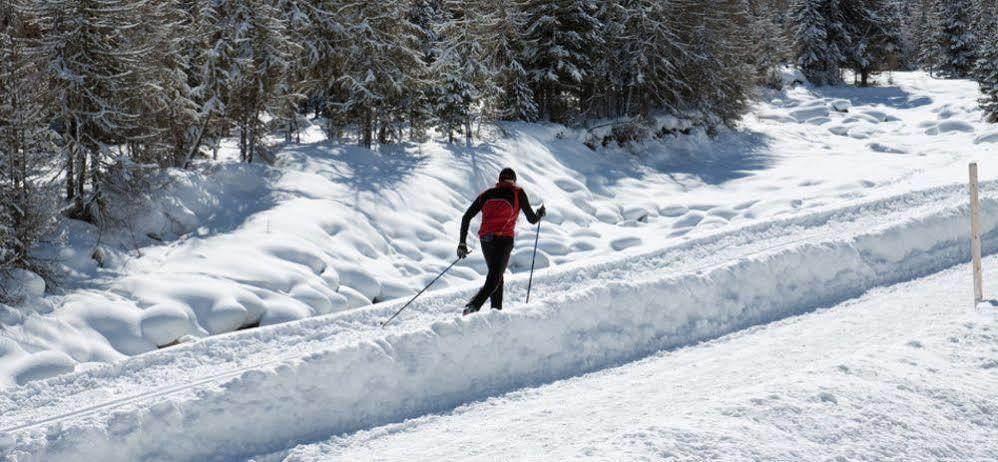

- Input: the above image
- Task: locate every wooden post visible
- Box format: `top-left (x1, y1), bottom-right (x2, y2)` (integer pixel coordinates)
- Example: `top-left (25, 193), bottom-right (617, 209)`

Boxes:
top-left (970, 162), bottom-right (983, 305)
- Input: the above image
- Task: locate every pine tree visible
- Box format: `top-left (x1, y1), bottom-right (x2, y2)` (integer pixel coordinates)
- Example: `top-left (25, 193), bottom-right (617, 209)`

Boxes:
top-left (680, 0), bottom-right (755, 123)
top-left (181, 0), bottom-right (230, 163)
top-left (841, 0), bottom-right (903, 86)
top-left (609, 0), bottom-right (689, 117)
top-left (211, 0), bottom-right (301, 163)
top-left (523, 0), bottom-right (602, 121)
top-left (924, 0), bottom-right (977, 78)
top-left (334, 0), bottom-right (427, 148)
top-left (477, 0), bottom-right (537, 122)
top-left (905, 0), bottom-right (932, 71)
top-left (432, 1), bottom-right (488, 143)
top-left (975, 2), bottom-right (998, 121)
top-left (25, 0), bottom-right (149, 221)
top-left (747, 1), bottom-right (792, 87)
top-left (130, 1), bottom-right (200, 168)
top-left (428, 69), bottom-right (477, 143)
top-left (433, 0), bottom-right (535, 137)
top-left (275, 0), bottom-right (324, 143)
top-left (793, 0), bottom-right (845, 85)
top-left (0, 1), bottom-right (58, 281)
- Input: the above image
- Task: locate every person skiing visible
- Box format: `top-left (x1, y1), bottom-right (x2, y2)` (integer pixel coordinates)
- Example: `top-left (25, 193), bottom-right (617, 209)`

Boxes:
top-left (458, 167), bottom-right (545, 315)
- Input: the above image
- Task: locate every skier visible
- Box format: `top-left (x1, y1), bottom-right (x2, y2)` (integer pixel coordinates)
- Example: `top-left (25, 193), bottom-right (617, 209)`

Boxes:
top-left (458, 167), bottom-right (545, 315)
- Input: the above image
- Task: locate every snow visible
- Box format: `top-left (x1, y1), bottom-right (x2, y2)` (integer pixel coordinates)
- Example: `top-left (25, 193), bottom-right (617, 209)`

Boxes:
top-left (275, 265), bottom-right (997, 462)
top-left (1, 73), bottom-right (998, 455)
top-left (0, 75), bottom-right (995, 387)
top-left (0, 270), bottom-right (44, 304)
top-left (2, 179), bottom-right (998, 460)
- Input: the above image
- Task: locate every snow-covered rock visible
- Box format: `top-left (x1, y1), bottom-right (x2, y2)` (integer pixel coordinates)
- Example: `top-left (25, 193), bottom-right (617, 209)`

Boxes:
top-left (140, 304), bottom-right (190, 347)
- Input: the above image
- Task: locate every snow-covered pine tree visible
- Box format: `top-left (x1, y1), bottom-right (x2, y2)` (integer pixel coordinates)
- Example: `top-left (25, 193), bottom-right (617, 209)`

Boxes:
top-left (585, 1), bottom-right (755, 124)
top-left (433, 0), bottom-right (535, 135)
top-left (428, 68), bottom-right (477, 143)
top-left (924, 0), bottom-right (977, 78)
top-left (24, 0), bottom-right (148, 221)
top-left (334, 0), bottom-right (427, 148)
top-left (211, 0), bottom-right (301, 163)
top-left (432, 1), bottom-right (488, 143)
top-left (840, 0), bottom-right (903, 86)
top-left (269, 0), bottom-right (355, 141)
top-left (582, 1), bottom-right (625, 119)
top-left (275, 0), bottom-right (322, 143)
top-left (522, 0), bottom-right (602, 122)
top-left (129, 1), bottom-right (200, 168)
top-left (746, 0), bottom-right (792, 87)
top-left (181, 0), bottom-right (231, 163)
top-left (793, 0), bottom-right (846, 85)
top-left (477, 0), bottom-right (537, 122)
top-left (0, 2), bottom-right (58, 282)
top-left (404, 0), bottom-right (443, 140)
top-left (901, 0), bottom-right (932, 70)
top-left (602, 0), bottom-right (689, 118)
top-left (975, 1), bottom-right (998, 122)
top-left (679, 0), bottom-right (755, 123)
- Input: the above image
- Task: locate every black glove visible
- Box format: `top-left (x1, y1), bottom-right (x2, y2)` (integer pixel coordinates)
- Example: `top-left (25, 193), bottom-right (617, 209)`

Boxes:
top-left (457, 243), bottom-right (470, 259)
top-left (537, 205), bottom-right (547, 219)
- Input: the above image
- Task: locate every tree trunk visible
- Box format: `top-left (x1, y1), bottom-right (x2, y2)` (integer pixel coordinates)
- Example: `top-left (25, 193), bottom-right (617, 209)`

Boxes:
top-left (247, 120), bottom-right (255, 164)
top-left (377, 117), bottom-right (388, 145)
top-left (362, 110), bottom-right (373, 148)
top-left (66, 148), bottom-right (75, 201)
top-left (238, 126), bottom-right (245, 162)
top-left (74, 148), bottom-right (86, 208)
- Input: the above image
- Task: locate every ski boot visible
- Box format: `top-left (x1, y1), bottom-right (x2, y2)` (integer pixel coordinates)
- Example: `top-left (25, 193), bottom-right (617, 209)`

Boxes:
top-left (462, 303), bottom-right (481, 316)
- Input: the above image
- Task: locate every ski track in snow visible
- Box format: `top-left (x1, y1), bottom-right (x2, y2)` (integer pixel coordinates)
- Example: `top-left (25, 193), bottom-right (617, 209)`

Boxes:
top-left (271, 263), bottom-right (998, 462)
top-left (3, 181), bottom-right (998, 460)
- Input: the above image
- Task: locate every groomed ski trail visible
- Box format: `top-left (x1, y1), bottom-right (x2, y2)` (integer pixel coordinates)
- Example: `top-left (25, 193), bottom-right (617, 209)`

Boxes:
top-left (271, 260), bottom-right (998, 462)
top-left (3, 180), bottom-right (998, 460)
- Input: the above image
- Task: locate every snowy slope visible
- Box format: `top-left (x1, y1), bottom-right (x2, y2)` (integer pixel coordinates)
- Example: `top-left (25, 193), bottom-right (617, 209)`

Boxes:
top-left (270, 262), bottom-right (998, 462)
top-left (2, 181), bottom-right (998, 461)
top-left (3, 72), bottom-right (998, 389)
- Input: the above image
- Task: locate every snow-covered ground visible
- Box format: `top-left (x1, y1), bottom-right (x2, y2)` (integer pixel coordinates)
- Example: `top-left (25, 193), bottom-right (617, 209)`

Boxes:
top-left (2, 178), bottom-right (997, 460)
top-left (268, 262), bottom-right (998, 462)
top-left (1, 72), bottom-right (998, 460)
top-left (3, 72), bottom-right (998, 389)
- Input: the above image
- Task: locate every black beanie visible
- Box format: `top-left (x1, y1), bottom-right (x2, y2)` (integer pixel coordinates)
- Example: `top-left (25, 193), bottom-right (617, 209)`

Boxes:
top-left (499, 167), bottom-right (517, 183)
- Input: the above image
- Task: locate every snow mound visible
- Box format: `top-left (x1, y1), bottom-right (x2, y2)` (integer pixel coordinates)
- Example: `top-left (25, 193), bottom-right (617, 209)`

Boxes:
top-left (789, 106), bottom-right (830, 122)
top-left (868, 142), bottom-right (907, 154)
top-left (139, 305), bottom-right (190, 347)
top-left (925, 120), bottom-right (975, 135)
top-left (975, 132), bottom-right (998, 144)
top-left (829, 99), bottom-right (851, 112)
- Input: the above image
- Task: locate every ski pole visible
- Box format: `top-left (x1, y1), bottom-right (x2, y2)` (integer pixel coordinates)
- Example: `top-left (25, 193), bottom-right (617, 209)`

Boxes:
top-left (382, 255), bottom-right (465, 327)
top-left (525, 217), bottom-right (542, 303)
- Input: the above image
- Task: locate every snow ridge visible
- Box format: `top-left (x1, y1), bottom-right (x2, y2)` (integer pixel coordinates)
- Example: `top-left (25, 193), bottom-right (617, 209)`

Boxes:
top-left (4, 182), bottom-right (998, 461)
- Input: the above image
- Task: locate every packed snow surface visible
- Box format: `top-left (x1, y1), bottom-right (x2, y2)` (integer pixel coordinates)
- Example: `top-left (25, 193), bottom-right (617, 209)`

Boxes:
top-left (2, 181), bottom-right (998, 461)
top-left (271, 264), bottom-right (998, 462)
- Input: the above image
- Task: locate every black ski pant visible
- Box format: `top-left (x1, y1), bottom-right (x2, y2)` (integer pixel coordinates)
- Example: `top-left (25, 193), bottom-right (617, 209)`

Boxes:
top-left (468, 235), bottom-right (515, 310)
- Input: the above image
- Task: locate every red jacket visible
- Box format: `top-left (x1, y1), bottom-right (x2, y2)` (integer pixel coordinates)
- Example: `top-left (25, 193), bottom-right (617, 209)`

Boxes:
top-left (460, 183), bottom-right (541, 242)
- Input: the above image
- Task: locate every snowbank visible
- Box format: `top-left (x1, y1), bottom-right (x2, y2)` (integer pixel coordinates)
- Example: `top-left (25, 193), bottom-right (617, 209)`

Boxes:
top-left (5, 186), bottom-right (998, 461)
